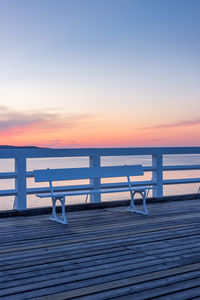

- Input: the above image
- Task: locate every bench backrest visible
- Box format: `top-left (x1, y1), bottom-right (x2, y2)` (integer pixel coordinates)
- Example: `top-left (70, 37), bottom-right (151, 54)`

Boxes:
top-left (34, 165), bottom-right (144, 182)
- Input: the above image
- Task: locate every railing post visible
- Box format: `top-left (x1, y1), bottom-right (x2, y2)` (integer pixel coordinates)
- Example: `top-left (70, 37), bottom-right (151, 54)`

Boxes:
top-left (89, 155), bottom-right (101, 203)
top-left (14, 156), bottom-right (27, 210)
top-left (152, 154), bottom-right (163, 198)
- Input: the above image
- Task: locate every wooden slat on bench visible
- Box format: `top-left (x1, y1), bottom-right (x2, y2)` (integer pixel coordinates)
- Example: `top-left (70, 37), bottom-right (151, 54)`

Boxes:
top-left (33, 165), bottom-right (144, 182)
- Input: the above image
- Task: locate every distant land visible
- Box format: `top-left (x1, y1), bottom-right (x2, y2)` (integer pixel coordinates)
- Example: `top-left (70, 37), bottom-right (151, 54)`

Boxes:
top-left (0, 145), bottom-right (43, 149)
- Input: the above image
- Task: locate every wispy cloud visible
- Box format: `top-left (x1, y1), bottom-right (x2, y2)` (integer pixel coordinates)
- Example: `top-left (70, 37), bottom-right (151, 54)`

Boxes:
top-left (142, 118), bottom-right (200, 130)
top-left (0, 106), bottom-right (94, 131)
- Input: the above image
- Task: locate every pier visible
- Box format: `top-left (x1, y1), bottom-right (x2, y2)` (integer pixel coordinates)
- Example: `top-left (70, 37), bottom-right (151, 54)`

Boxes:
top-left (1, 197), bottom-right (200, 299)
top-left (0, 147), bottom-right (200, 298)
top-left (1, 0), bottom-right (199, 297)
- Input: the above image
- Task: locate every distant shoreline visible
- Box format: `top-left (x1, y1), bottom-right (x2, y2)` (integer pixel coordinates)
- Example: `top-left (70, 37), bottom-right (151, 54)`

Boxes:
top-left (0, 145), bottom-right (41, 149)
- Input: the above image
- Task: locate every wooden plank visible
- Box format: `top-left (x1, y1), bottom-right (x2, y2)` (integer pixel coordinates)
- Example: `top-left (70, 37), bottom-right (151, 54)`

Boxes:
top-left (1, 248), bottom-right (200, 291)
top-left (1, 219), bottom-right (200, 255)
top-left (1, 209), bottom-right (200, 235)
top-left (0, 197), bottom-right (199, 229)
top-left (15, 263), bottom-right (200, 300)
top-left (75, 270), bottom-right (200, 300)
top-left (0, 199), bottom-right (200, 299)
top-left (0, 254), bottom-right (170, 290)
top-left (1, 233), bottom-right (199, 270)
top-left (0, 237), bottom-right (198, 273)
top-left (99, 278), bottom-right (200, 300)
top-left (0, 206), bottom-right (199, 241)
top-left (0, 229), bottom-right (200, 267)
top-left (1, 238), bottom-right (200, 279)
top-left (1, 219), bottom-right (199, 252)
top-left (147, 286), bottom-right (200, 300)
top-left (1, 227), bottom-right (200, 270)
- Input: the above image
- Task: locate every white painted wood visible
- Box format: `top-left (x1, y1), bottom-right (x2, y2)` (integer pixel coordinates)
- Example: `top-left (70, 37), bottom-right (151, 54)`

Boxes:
top-left (14, 156), bottom-right (27, 210)
top-left (36, 186), bottom-right (153, 198)
top-left (25, 177), bottom-right (199, 197)
top-left (89, 155), bottom-right (101, 203)
top-left (164, 178), bottom-right (200, 185)
top-left (126, 175), bottom-right (149, 215)
top-left (0, 172), bottom-right (16, 179)
top-left (0, 147), bottom-right (200, 161)
top-left (26, 180), bottom-right (155, 197)
top-left (34, 165), bottom-right (149, 223)
top-left (0, 147), bottom-right (200, 210)
top-left (152, 154), bottom-right (163, 198)
top-left (164, 165), bottom-right (200, 171)
top-left (33, 165), bottom-right (143, 182)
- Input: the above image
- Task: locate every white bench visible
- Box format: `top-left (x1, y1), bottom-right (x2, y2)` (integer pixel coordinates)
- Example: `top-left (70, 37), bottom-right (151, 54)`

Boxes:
top-left (33, 165), bottom-right (152, 224)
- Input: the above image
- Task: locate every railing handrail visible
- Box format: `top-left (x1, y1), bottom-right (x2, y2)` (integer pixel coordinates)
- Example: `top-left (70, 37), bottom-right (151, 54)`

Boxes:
top-left (0, 146), bottom-right (200, 210)
top-left (0, 146), bottom-right (200, 158)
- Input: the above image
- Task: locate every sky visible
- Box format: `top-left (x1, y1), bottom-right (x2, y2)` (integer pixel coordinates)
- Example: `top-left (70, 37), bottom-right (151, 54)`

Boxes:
top-left (0, 0), bottom-right (199, 148)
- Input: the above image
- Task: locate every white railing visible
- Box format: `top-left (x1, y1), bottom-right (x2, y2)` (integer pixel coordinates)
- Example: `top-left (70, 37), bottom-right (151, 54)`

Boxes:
top-left (0, 147), bottom-right (200, 210)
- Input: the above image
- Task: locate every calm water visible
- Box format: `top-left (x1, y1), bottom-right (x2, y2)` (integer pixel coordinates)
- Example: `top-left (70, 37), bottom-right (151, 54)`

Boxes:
top-left (0, 154), bottom-right (200, 211)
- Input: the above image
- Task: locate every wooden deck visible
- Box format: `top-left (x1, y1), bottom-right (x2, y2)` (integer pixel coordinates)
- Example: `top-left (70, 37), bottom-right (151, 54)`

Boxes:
top-left (0, 198), bottom-right (200, 300)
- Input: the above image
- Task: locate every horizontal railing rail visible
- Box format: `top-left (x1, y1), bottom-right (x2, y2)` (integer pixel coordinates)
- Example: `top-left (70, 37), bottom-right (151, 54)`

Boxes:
top-left (0, 147), bottom-right (199, 210)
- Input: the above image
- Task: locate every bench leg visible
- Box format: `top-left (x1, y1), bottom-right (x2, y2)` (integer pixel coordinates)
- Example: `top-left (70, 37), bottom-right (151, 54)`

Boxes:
top-left (49, 196), bottom-right (68, 225)
top-left (127, 190), bottom-right (149, 215)
top-left (127, 190), bottom-right (137, 213)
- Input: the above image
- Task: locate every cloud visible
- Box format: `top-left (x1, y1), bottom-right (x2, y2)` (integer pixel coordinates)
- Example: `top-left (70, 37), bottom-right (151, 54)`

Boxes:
top-left (0, 106), bottom-right (94, 131)
top-left (142, 118), bottom-right (200, 130)
top-left (40, 139), bottom-right (82, 148)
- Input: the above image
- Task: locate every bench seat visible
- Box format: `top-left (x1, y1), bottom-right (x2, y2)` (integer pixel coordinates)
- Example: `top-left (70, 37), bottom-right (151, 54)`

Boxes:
top-left (34, 165), bottom-right (152, 224)
top-left (37, 186), bottom-right (153, 198)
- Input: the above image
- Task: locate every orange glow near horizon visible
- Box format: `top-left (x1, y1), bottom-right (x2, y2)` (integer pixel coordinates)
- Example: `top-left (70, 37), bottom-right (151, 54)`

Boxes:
top-left (1, 117), bottom-right (200, 148)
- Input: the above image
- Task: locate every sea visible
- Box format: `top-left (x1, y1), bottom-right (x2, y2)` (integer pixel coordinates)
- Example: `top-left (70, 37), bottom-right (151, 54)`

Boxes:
top-left (0, 154), bottom-right (200, 211)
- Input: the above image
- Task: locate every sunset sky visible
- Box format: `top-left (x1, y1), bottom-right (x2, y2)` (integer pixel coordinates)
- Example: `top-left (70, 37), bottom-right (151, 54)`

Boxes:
top-left (0, 0), bottom-right (199, 148)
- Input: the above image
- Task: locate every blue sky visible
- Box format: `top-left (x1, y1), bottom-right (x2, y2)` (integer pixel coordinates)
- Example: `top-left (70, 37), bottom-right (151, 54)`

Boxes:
top-left (0, 0), bottom-right (199, 147)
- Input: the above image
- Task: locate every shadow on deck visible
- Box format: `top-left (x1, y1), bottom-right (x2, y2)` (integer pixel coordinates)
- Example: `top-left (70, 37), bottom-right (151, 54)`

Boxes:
top-left (0, 198), bottom-right (200, 299)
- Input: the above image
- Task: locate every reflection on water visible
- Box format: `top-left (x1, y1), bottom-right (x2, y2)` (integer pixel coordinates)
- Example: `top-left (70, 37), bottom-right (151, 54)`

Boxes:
top-left (0, 154), bottom-right (199, 211)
